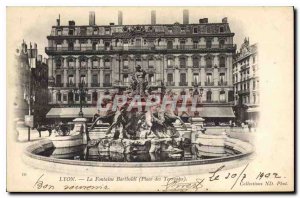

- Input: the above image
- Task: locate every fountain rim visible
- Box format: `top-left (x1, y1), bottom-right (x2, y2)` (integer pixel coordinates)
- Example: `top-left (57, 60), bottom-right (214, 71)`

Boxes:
top-left (23, 139), bottom-right (254, 168)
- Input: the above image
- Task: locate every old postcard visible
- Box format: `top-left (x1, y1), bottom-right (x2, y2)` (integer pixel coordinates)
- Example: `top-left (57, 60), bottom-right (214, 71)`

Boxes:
top-left (6, 7), bottom-right (294, 192)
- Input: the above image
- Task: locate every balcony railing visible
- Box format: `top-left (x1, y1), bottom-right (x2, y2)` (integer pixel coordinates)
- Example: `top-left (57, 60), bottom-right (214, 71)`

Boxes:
top-left (218, 81), bottom-right (228, 86)
top-left (205, 82), bottom-right (214, 86)
top-left (91, 83), bottom-right (100, 87)
top-left (192, 82), bottom-right (201, 86)
top-left (166, 82), bottom-right (175, 86)
top-left (103, 82), bottom-right (112, 87)
top-left (238, 89), bottom-right (250, 95)
top-left (67, 83), bottom-right (75, 87)
top-left (53, 83), bottom-right (63, 87)
top-left (45, 44), bottom-right (236, 54)
top-left (179, 82), bottom-right (188, 86)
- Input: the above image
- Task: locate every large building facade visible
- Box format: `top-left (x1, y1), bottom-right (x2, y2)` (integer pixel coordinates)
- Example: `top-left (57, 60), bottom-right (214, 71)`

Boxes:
top-left (233, 38), bottom-right (259, 123)
top-left (46, 10), bottom-right (236, 122)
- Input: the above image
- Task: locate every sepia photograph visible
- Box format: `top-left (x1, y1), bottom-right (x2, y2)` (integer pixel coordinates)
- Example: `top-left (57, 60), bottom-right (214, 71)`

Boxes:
top-left (5, 6), bottom-right (294, 192)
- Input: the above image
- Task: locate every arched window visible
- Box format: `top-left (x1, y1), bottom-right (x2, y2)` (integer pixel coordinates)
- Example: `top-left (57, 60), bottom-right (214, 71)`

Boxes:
top-left (179, 57), bottom-right (186, 68)
top-left (80, 57), bottom-right (87, 68)
top-left (220, 90), bottom-right (226, 102)
top-left (55, 57), bottom-right (62, 68)
top-left (67, 57), bottom-right (75, 68)
top-left (206, 91), bottom-right (212, 102)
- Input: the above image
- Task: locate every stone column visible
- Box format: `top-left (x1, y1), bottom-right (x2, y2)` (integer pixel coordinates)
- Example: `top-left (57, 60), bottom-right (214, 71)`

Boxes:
top-left (75, 58), bottom-right (79, 86)
top-left (174, 69), bottom-right (179, 86)
top-left (64, 58), bottom-right (67, 69)
top-left (100, 69), bottom-right (104, 87)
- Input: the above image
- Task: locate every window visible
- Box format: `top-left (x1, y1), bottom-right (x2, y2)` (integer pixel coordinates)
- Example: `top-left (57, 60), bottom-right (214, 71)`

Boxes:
top-left (56, 44), bottom-right (62, 51)
top-left (57, 92), bottom-right (62, 102)
top-left (179, 57), bottom-right (186, 68)
top-left (206, 56), bottom-right (213, 67)
top-left (220, 91), bottom-right (226, 102)
top-left (180, 73), bottom-right (186, 83)
top-left (104, 42), bottom-right (110, 50)
top-left (180, 27), bottom-right (185, 33)
top-left (168, 27), bottom-right (172, 33)
top-left (57, 30), bottom-right (62, 36)
top-left (104, 59), bottom-right (111, 68)
top-left (179, 40), bottom-right (185, 49)
top-left (56, 75), bottom-right (62, 85)
top-left (219, 56), bottom-right (226, 67)
top-left (56, 58), bottom-right (62, 68)
top-left (219, 73), bottom-right (225, 84)
top-left (149, 58), bottom-right (154, 68)
top-left (93, 28), bottom-right (98, 35)
top-left (193, 73), bottom-right (199, 85)
top-left (92, 59), bottom-right (99, 68)
top-left (92, 74), bottom-right (98, 84)
top-left (193, 27), bottom-right (198, 34)
top-left (206, 91), bottom-right (212, 102)
top-left (80, 75), bottom-right (86, 85)
top-left (68, 91), bottom-right (74, 102)
top-left (253, 80), bottom-right (256, 89)
top-left (206, 73), bottom-right (212, 83)
top-left (80, 59), bottom-right (87, 68)
top-left (193, 57), bottom-right (199, 67)
top-left (68, 58), bottom-right (75, 68)
top-left (64, 92), bottom-right (69, 102)
top-left (220, 27), bottom-right (224, 33)
top-left (167, 40), bottom-right (173, 49)
top-left (92, 42), bottom-right (97, 50)
top-left (167, 58), bottom-right (173, 67)
top-left (104, 74), bottom-right (111, 86)
top-left (149, 74), bottom-right (154, 83)
top-left (123, 74), bottom-right (129, 84)
top-left (123, 59), bottom-right (129, 68)
top-left (135, 39), bottom-right (141, 48)
top-left (167, 73), bottom-right (173, 82)
top-left (75, 93), bottom-right (79, 101)
top-left (105, 28), bottom-right (110, 35)
top-left (87, 94), bottom-right (91, 102)
top-left (68, 42), bottom-right (74, 51)
top-left (219, 40), bottom-right (225, 48)
top-left (206, 39), bottom-right (212, 48)
top-left (253, 94), bottom-right (256, 104)
top-left (92, 91), bottom-right (98, 101)
top-left (136, 58), bottom-right (141, 66)
top-left (193, 41), bottom-right (198, 49)
top-left (68, 75), bottom-right (74, 86)
top-left (68, 29), bottom-right (74, 35)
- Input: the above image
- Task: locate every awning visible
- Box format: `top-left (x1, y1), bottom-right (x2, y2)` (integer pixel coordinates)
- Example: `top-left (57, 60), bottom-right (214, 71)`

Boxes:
top-left (246, 107), bottom-right (260, 113)
top-left (197, 107), bottom-right (235, 118)
top-left (46, 107), bottom-right (98, 118)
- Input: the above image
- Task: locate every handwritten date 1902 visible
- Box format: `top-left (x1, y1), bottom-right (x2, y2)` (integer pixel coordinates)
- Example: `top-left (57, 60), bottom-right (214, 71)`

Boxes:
top-left (256, 172), bottom-right (282, 180)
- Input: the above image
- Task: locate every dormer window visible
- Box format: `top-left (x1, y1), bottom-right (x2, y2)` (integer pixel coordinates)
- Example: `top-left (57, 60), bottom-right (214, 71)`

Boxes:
top-left (105, 28), bottom-right (110, 35)
top-left (68, 29), bottom-right (74, 35)
top-left (220, 26), bottom-right (225, 33)
top-left (193, 27), bottom-right (198, 34)
top-left (93, 28), bottom-right (98, 35)
top-left (57, 30), bottom-right (62, 36)
top-left (168, 27), bottom-right (173, 33)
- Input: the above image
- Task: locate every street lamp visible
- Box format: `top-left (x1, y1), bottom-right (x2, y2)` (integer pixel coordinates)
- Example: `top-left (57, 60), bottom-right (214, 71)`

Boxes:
top-left (77, 82), bottom-right (88, 117)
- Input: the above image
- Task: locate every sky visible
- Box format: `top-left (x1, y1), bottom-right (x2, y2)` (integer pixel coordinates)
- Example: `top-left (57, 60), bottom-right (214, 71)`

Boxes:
top-left (7, 7), bottom-right (260, 58)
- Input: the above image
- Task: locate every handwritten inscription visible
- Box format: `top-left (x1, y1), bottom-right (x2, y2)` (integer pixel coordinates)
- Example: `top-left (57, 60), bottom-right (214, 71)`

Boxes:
top-left (33, 174), bottom-right (55, 190)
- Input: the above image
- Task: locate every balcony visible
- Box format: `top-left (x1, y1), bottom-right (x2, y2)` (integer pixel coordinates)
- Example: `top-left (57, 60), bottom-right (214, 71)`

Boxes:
top-left (238, 89), bottom-right (250, 95)
top-left (53, 83), bottom-right (63, 87)
top-left (218, 81), bottom-right (228, 86)
top-left (45, 44), bottom-right (236, 55)
top-left (166, 82), bottom-right (175, 86)
top-left (103, 82), bottom-right (112, 87)
top-left (192, 82), bottom-right (201, 86)
top-left (67, 83), bottom-right (75, 87)
top-left (91, 83), bottom-right (100, 87)
top-left (179, 82), bottom-right (188, 86)
top-left (205, 82), bottom-right (214, 86)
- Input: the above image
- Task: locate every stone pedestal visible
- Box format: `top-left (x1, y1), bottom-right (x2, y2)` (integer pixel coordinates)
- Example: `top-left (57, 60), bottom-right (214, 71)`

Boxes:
top-left (73, 118), bottom-right (87, 144)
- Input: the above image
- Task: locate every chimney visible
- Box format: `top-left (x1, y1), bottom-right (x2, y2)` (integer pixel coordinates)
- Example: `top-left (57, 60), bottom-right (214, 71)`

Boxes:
top-left (89, 11), bottom-right (95, 26)
top-left (183, 9), bottom-right (189, 24)
top-left (199, 18), bottom-right (208, 24)
top-left (56, 14), bottom-right (60, 26)
top-left (222, 17), bottom-right (228, 23)
top-left (118, 11), bottom-right (123, 25)
top-left (151, 10), bottom-right (156, 25)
